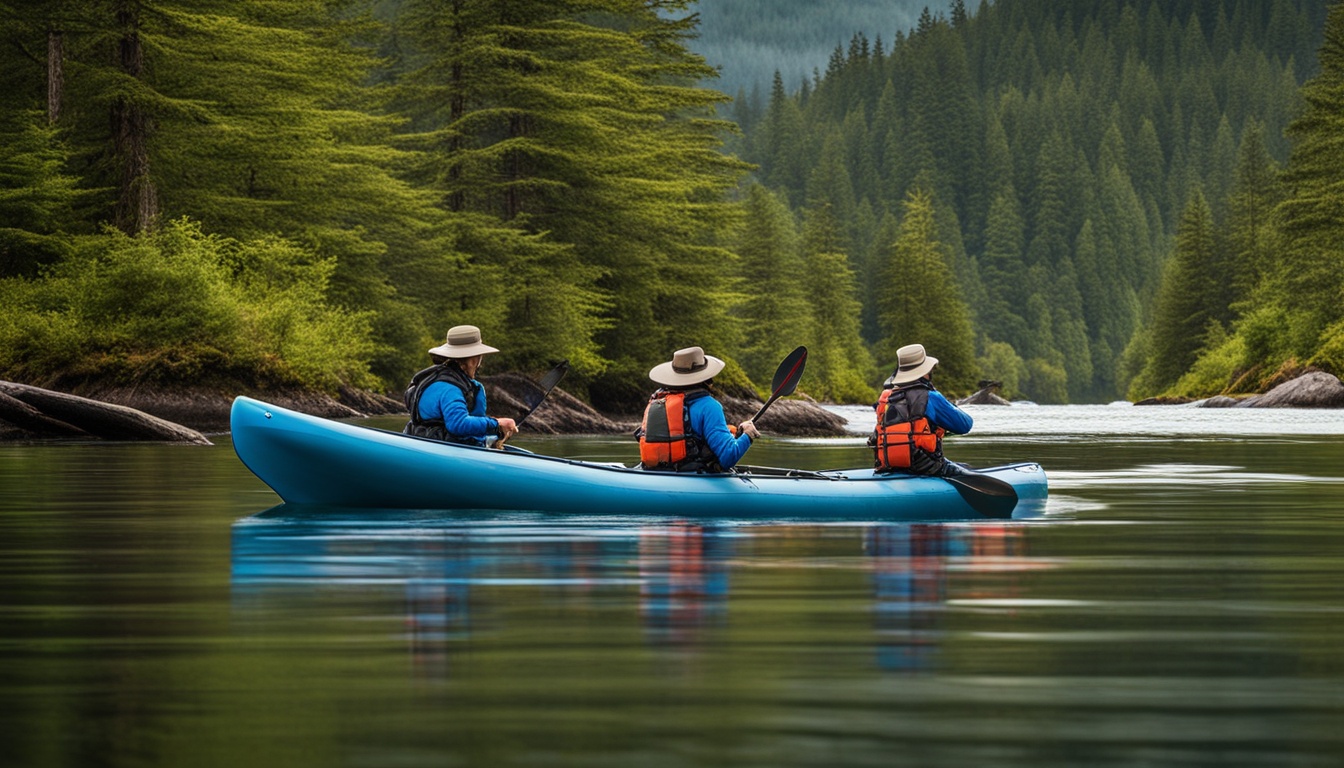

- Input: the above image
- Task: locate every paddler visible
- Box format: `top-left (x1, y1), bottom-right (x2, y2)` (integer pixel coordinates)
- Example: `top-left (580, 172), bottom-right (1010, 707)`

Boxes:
top-left (403, 325), bottom-right (518, 446)
top-left (636, 346), bottom-right (758, 472)
top-left (870, 343), bottom-right (973, 476)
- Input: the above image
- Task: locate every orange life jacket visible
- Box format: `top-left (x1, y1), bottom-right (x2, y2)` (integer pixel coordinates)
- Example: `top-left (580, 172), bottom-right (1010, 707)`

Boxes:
top-left (638, 389), bottom-right (729, 472)
top-left (873, 383), bottom-right (944, 472)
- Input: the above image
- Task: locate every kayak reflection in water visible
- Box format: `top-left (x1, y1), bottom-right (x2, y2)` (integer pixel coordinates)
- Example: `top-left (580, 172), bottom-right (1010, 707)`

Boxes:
top-left (638, 522), bottom-right (731, 648)
top-left (866, 523), bottom-right (1026, 672)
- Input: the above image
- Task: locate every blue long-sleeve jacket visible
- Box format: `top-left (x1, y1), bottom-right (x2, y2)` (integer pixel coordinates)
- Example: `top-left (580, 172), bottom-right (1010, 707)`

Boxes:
top-left (418, 379), bottom-right (498, 447)
top-left (686, 394), bottom-right (753, 469)
top-left (924, 389), bottom-right (973, 435)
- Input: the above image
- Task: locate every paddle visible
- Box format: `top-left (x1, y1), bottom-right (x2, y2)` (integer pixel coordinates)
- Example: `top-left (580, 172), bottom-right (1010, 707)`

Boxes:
top-left (496, 360), bottom-right (569, 448)
top-left (749, 346), bottom-right (808, 426)
top-left (944, 470), bottom-right (1019, 519)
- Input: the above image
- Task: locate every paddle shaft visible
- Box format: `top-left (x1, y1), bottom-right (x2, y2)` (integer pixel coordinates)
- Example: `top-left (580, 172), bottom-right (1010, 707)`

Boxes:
top-left (496, 361), bottom-right (569, 448)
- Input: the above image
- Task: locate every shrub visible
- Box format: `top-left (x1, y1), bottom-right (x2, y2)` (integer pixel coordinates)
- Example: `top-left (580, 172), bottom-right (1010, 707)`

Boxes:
top-left (0, 218), bottom-right (375, 392)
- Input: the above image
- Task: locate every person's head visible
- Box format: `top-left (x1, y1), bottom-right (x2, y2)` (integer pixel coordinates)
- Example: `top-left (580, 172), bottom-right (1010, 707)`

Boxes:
top-left (889, 343), bottom-right (938, 385)
top-left (428, 325), bottom-right (498, 378)
top-left (648, 346), bottom-right (725, 389)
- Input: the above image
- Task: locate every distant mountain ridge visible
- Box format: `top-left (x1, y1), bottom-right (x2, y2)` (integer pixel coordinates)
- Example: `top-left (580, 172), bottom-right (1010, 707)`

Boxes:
top-left (691, 0), bottom-right (977, 97)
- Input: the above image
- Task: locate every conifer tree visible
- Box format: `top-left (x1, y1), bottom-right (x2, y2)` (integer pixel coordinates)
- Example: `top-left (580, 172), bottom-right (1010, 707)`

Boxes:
top-left (733, 185), bottom-right (811, 385)
top-left (1273, 0), bottom-right (1344, 351)
top-left (1131, 188), bottom-right (1219, 396)
top-left (1224, 119), bottom-right (1282, 311)
top-left (800, 204), bottom-right (875, 402)
top-left (395, 0), bottom-right (749, 384)
top-left (876, 189), bottom-right (976, 394)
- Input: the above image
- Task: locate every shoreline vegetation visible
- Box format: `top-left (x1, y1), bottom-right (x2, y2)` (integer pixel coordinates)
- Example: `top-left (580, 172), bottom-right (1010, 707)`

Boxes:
top-left (5, 368), bottom-right (1342, 444)
top-left (0, 376), bottom-right (853, 443)
top-left (3, 2), bottom-right (1343, 421)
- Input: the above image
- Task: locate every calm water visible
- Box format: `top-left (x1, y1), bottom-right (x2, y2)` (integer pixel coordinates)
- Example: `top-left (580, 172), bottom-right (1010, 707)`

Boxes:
top-left (4, 404), bottom-right (1344, 767)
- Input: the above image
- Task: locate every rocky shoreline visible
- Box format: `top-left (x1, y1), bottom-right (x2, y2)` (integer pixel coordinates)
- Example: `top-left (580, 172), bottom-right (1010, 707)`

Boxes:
top-left (6, 368), bottom-right (1341, 443)
top-left (1133, 370), bottom-right (1344, 409)
top-left (0, 373), bottom-right (852, 443)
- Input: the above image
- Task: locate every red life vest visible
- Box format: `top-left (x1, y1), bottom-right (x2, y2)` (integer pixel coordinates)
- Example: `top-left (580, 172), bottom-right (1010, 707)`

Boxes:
top-left (873, 383), bottom-right (944, 471)
top-left (638, 389), bottom-right (729, 472)
top-left (640, 389), bottom-right (691, 467)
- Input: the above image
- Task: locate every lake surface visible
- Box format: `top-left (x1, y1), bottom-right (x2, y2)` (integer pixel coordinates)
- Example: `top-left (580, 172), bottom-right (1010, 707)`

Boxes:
top-left (4, 403), bottom-right (1344, 767)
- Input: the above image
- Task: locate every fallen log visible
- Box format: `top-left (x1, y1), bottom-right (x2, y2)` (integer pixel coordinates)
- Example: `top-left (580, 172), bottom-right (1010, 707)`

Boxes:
top-left (0, 381), bottom-right (212, 444)
top-left (0, 390), bottom-right (91, 438)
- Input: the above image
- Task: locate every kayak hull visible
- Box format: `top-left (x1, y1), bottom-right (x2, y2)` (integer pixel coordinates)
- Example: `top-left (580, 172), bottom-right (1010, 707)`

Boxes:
top-left (229, 396), bottom-right (1048, 520)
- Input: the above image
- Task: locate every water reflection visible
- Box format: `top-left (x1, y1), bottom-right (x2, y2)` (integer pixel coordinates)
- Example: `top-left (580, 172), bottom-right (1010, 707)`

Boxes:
top-left (638, 523), bottom-right (731, 648)
top-left (866, 522), bottom-right (1026, 673)
top-left (231, 507), bottom-right (1040, 682)
top-left (230, 509), bottom-right (741, 672)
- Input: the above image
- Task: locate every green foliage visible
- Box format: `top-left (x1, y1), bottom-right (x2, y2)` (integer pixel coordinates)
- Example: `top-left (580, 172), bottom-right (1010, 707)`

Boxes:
top-left (736, 0), bottom-right (1326, 402)
top-left (977, 340), bottom-right (1028, 399)
top-left (0, 219), bottom-right (374, 391)
top-left (876, 189), bottom-right (977, 395)
top-left (800, 205), bottom-right (876, 403)
top-left (1168, 325), bottom-right (1245, 398)
top-left (1130, 189), bottom-right (1219, 397)
top-left (732, 184), bottom-right (811, 384)
top-left (0, 113), bottom-right (81, 276)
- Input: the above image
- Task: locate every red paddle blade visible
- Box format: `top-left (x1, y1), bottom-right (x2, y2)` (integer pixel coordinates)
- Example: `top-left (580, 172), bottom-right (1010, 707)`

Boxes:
top-left (770, 346), bottom-right (807, 398)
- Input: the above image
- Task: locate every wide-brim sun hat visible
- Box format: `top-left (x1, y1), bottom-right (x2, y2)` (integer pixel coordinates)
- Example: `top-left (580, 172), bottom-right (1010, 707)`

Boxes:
top-left (649, 346), bottom-right (725, 387)
top-left (428, 325), bottom-right (499, 359)
top-left (889, 343), bottom-right (938, 385)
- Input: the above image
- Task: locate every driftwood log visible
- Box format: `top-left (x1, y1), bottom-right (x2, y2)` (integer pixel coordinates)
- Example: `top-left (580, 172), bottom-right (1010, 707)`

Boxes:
top-left (0, 381), bottom-right (212, 444)
top-left (956, 380), bottom-right (1012, 406)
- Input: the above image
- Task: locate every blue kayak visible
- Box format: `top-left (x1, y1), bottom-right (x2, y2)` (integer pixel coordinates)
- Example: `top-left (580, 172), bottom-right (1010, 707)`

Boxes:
top-left (230, 396), bottom-right (1048, 520)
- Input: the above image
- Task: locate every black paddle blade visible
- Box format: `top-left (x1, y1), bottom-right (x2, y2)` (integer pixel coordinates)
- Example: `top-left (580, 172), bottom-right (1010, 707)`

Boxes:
top-left (749, 346), bottom-right (808, 424)
top-left (522, 360), bottom-right (570, 410)
top-left (771, 346), bottom-right (808, 398)
top-left (946, 472), bottom-right (1019, 519)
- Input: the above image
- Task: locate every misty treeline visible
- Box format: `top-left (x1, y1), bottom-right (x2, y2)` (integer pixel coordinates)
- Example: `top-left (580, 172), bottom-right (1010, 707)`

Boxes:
top-left (731, 0), bottom-right (1341, 402)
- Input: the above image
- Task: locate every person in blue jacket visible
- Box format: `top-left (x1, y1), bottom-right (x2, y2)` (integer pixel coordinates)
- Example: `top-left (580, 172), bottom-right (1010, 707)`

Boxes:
top-left (637, 346), bottom-right (758, 472)
top-left (403, 325), bottom-right (517, 446)
top-left (871, 343), bottom-right (973, 476)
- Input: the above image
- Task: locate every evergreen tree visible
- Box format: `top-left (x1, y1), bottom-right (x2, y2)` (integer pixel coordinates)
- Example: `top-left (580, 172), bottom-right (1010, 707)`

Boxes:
top-left (395, 0), bottom-right (750, 385)
top-left (1273, 0), bottom-right (1344, 352)
top-left (875, 189), bottom-right (976, 394)
top-left (1131, 188), bottom-right (1219, 396)
top-left (1224, 119), bottom-right (1282, 311)
top-left (733, 185), bottom-right (811, 385)
top-left (0, 115), bottom-right (81, 276)
top-left (799, 204), bottom-right (874, 402)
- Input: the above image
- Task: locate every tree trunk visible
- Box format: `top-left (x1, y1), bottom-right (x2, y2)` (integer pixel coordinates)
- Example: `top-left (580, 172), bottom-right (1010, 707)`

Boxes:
top-left (112, 0), bottom-right (158, 234)
top-left (447, 0), bottom-right (465, 212)
top-left (0, 382), bottom-right (212, 444)
top-left (47, 29), bottom-right (63, 124)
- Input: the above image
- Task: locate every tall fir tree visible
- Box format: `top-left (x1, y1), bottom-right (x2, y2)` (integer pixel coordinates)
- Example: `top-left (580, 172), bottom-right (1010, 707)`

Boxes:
top-left (1130, 188), bottom-right (1220, 397)
top-left (733, 184), bottom-right (811, 386)
top-left (876, 189), bottom-right (976, 394)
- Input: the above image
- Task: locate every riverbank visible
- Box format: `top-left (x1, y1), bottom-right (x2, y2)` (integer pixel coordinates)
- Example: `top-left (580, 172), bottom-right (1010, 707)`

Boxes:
top-left (0, 374), bottom-right (851, 441)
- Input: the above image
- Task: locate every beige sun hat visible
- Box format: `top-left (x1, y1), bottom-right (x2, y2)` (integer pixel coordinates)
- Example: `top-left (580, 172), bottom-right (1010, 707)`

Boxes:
top-left (649, 346), bottom-right (726, 387)
top-left (888, 343), bottom-right (939, 385)
top-left (428, 325), bottom-right (499, 359)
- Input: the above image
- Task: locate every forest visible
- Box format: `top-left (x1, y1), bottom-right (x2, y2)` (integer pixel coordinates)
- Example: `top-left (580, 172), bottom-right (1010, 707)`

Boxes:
top-left (1, 0), bottom-right (1342, 408)
top-left (730, 0), bottom-right (1338, 402)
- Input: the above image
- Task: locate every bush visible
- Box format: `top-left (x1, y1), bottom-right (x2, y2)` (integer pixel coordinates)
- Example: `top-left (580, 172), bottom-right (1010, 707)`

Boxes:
top-left (1169, 333), bottom-right (1247, 398)
top-left (0, 218), bottom-right (375, 392)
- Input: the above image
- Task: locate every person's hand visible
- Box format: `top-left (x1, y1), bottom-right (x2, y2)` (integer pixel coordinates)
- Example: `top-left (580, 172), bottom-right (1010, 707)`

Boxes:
top-left (739, 420), bottom-right (759, 439)
top-left (496, 417), bottom-right (518, 441)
